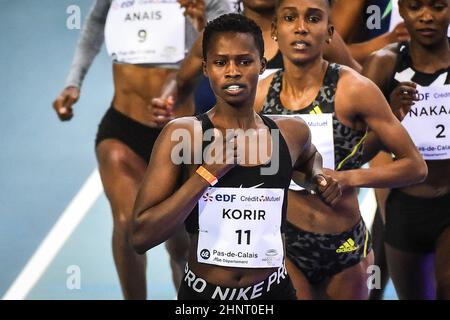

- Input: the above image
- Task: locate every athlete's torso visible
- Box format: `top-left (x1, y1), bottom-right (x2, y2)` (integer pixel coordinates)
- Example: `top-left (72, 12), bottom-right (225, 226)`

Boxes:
top-left (261, 63), bottom-right (364, 233)
top-left (185, 113), bottom-right (293, 287)
top-left (263, 64), bottom-right (367, 170)
top-left (113, 64), bottom-right (179, 126)
top-left (104, 0), bottom-right (203, 126)
top-left (388, 41), bottom-right (450, 197)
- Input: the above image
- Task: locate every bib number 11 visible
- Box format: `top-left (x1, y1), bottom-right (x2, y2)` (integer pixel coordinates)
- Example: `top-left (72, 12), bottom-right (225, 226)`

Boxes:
top-left (236, 230), bottom-right (251, 245)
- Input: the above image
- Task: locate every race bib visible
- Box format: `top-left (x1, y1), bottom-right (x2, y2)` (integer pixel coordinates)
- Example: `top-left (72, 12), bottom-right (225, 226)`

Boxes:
top-left (197, 187), bottom-right (284, 268)
top-left (274, 114), bottom-right (335, 190)
top-left (401, 85), bottom-right (450, 160)
top-left (105, 0), bottom-right (185, 64)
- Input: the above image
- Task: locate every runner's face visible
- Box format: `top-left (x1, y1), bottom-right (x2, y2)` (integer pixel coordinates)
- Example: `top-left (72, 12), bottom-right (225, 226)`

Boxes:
top-left (273, 0), bottom-right (332, 65)
top-left (400, 0), bottom-right (450, 46)
top-left (203, 32), bottom-right (265, 107)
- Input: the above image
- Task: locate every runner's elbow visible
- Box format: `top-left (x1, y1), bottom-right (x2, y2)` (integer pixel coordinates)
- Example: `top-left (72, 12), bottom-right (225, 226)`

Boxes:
top-left (131, 217), bottom-right (156, 255)
top-left (408, 155), bottom-right (428, 184)
top-left (416, 158), bottom-right (428, 183)
top-left (132, 232), bottom-right (161, 255)
top-left (131, 228), bottom-right (149, 255)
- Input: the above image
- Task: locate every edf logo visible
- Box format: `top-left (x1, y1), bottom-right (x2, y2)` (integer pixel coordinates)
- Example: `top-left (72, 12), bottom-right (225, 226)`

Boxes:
top-left (121, 0), bottom-right (135, 8)
top-left (202, 193), bottom-right (213, 202)
top-left (202, 193), bottom-right (237, 202)
top-left (417, 92), bottom-right (430, 101)
top-left (215, 194), bottom-right (236, 202)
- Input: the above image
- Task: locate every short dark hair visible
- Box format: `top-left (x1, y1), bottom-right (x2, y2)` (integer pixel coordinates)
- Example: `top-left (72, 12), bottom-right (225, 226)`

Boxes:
top-left (275, 0), bottom-right (332, 11)
top-left (202, 13), bottom-right (264, 61)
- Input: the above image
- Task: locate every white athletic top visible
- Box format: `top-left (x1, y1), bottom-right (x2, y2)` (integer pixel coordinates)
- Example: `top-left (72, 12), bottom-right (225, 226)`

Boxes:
top-left (64, 0), bottom-right (231, 88)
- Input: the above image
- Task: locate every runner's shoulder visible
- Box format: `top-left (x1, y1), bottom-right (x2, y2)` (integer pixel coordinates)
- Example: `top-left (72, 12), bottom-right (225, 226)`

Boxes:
top-left (161, 116), bottom-right (200, 136)
top-left (360, 43), bottom-right (399, 86)
top-left (339, 65), bottom-right (378, 97)
top-left (255, 73), bottom-right (277, 112)
top-left (270, 115), bottom-right (311, 145)
top-left (365, 43), bottom-right (398, 71)
top-left (369, 43), bottom-right (399, 63)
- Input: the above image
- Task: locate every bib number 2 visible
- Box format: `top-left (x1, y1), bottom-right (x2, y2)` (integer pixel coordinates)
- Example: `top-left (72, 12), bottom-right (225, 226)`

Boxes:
top-left (436, 125), bottom-right (446, 139)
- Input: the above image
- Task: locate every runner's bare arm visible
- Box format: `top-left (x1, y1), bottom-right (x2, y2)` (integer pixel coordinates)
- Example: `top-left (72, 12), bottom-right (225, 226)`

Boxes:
top-left (177, 33), bottom-right (204, 99)
top-left (131, 119), bottom-right (208, 253)
top-left (275, 117), bottom-right (342, 206)
top-left (150, 34), bottom-right (202, 123)
top-left (347, 23), bottom-right (410, 64)
top-left (324, 32), bottom-right (362, 73)
top-left (132, 118), bottom-right (237, 253)
top-left (331, 69), bottom-right (427, 189)
top-left (331, 0), bottom-right (366, 42)
top-left (360, 47), bottom-right (419, 163)
top-left (332, 1), bottom-right (409, 63)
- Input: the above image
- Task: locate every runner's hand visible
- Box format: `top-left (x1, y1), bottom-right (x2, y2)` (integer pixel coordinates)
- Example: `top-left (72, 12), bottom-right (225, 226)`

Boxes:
top-left (178, 0), bottom-right (206, 31)
top-left (202, 130), bottom-right (239, 180)
top-left (387, 22), bottom-right (410, 43)
top-left (390, 82), bottom-right (419, 121)
top-left (52, 86), bottom-right (80, 121)
top-left (315, 170), bottom-right (342, 206)
top-left (150, 96), bottom-right (175, 127)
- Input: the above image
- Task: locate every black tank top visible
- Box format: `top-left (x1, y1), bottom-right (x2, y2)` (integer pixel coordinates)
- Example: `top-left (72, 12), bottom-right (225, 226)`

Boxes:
top-left (185, 113), bottom-right (293, 234)
top-left (267, 50), bottom-right (283, 69)
top-left (261, 63), bottom-right (367, 171)
top-left (387, 39), bottom-right (450, 96)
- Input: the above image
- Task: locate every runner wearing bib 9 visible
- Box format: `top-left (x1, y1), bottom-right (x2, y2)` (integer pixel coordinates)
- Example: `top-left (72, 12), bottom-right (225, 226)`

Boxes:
top-left (52, 0), bottom-right (230, 299)
top-left (254, 0), bottom-right (427, 299)
top-left (363, 0), bottom-right (450, 300)
top-left (132, 13), bottom-right (342, 300)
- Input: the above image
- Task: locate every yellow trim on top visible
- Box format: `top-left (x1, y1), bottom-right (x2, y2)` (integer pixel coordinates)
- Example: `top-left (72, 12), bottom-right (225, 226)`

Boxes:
top-left (363, 227), bottom-right (369, 258)
top-left (309, 105), bottom-right (323, 115)
top-left (336, 131), bottom-right (368, 170)
top-left (313, 106), bottom-right (322, 114)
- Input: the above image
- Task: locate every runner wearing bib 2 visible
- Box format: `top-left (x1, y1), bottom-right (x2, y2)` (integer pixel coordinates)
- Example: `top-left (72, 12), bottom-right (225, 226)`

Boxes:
top-left (132, 13), bottom-right (342, 300)
top-left (254, 0), bottom-right (427, 299)
top-left (363, 0), bottom-right (450, 300)
top-left (52, 0), bottom-right (230, 299)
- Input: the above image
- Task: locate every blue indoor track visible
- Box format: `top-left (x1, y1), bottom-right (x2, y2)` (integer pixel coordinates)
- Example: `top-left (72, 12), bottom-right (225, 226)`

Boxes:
top-left (0, 1), bottom-right (397, 300)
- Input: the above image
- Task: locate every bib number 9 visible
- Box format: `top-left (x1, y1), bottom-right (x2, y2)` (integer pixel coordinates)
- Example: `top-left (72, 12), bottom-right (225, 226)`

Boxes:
top-left (138, 29), bottom-right (147, 43)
